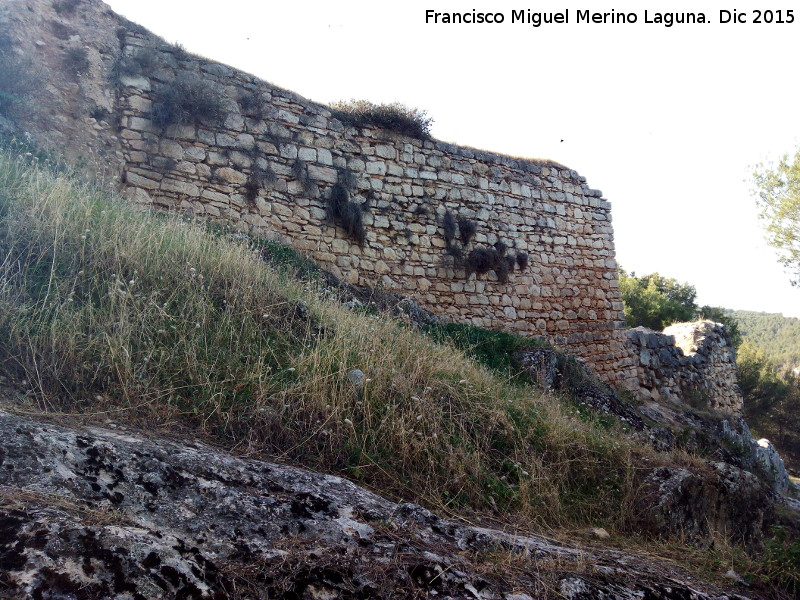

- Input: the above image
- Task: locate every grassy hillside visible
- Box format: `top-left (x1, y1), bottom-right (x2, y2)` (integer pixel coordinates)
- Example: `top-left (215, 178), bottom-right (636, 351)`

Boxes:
top-left (1, 143), bottom-right (798, 596)
top-left (0, 142), bottom-right (665, 531)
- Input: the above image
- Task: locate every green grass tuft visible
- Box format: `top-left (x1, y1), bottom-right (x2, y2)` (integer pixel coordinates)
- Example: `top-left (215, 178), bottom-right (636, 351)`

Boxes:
top-left (422, 322), bottom-right (547, 380)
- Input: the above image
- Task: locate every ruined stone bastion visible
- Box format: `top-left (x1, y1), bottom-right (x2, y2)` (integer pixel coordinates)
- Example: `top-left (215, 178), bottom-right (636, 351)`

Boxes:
top-left (626, 321), bottom-right (743, 415)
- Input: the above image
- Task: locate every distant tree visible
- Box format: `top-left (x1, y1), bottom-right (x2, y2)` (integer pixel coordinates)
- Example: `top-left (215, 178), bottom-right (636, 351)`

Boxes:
top-left (618, 268), bottom-right (697, 330)
top-left (738, 341), bottom-right (800, 466)
top-left (753, 147), bottom-right (800, 285)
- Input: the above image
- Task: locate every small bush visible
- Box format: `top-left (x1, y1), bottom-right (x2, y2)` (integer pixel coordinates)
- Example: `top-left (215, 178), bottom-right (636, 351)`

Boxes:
top-left (238, 89), bottom-right (265, 118)
top-left (516, 251), bottom-right (529, 270)
top-left (63, 47), bottom-right (90, 76)
top-left (465, 247), bottom-right (500, 276)
top-left (457, 216), bottom-right (477, 246)
top-left (442, 210), bottom-right (457, 247)
top-left (171, 43), bottom-right (191, 62)
top-left (151, 73), bottom-right (227, 127)
top-left (50, 21), bottom-right (73, 41)
top-left (331, 99), bottom-right (433, 139)
top-left (53, 0), bottom-right (81, 15)
top-left (504, 254), bottom-right (517, 273)
top-left (243, 165), bottom-right (276, 203)
top-left (337, 168), bottom-right (358, 193)
top-left (327, 182), bottom-right (366, 246)
top-left (463, 246), bottom-right (516, 283)
top-left (292, 159), bottom-right (319, 196)
top-left (113, 48), bottom-right (160, 81)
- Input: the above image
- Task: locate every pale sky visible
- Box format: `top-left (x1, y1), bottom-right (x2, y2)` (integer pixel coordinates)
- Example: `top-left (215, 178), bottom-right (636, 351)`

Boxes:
top-left (104, 0), bottom-right (800, 317)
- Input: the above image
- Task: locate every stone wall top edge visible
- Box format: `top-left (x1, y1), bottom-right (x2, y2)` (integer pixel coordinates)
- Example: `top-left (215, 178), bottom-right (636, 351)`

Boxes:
top-left (122, 30), bottom-right (600, 191)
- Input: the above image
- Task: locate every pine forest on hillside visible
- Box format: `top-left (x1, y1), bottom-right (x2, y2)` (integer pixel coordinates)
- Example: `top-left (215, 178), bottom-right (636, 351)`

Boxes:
top-left (729, 310), bottom-right (800, 372)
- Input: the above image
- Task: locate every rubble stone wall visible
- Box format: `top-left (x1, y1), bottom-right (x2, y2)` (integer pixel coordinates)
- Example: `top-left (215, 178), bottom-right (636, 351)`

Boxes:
top-left (625, 321), bottom-right (743, 415)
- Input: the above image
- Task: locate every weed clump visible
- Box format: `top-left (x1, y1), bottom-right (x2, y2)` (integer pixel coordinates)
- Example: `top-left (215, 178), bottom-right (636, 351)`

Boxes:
top-left (63, 47), bottom-right (90, 76)
top-left (243, 171), bottom-right (261, 203)
top-left (50, 21), bottom-right (73, 41)
top-left (151, 73), bottom-right (227, 127)
top-left (243, 164), bottom-right (276, 203)
top-left (465, 247), bottom-right (499, 275)
top-left (457, 216), bottom-right (477, 246)
top-left (463, 243), bottom-right (517, 283)
top-left (53, 0), bottom-right (81, 15)
top-left (331, 99), bottom-right (433, 139)
top-left (442, 209), bottom-right (460, 258)
top-left (112, 48), bottom-right (160, 81)
top-left (238, 89), bottom-right (266, 118)
top-left (292, 159), bottom-right (319, 197)
top-left (327, 182), bottom-right (365, 246)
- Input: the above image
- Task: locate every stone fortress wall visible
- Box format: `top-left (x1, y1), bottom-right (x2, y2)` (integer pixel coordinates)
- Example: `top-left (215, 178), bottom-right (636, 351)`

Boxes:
top-left (4, 0), bottom-right (744, 405)
top-left (108, 31), bottom-right (638, 384)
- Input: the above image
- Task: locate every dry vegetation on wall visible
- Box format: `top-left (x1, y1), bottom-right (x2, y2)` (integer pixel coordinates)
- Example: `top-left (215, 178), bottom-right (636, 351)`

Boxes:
top-left (330, 100), bottom-right (433, 139)
top-left (441, 208), bottom-right (527, 283)
top-left (62, 46), bottom-right (90, 76)
top-left (326, 180), bottom-right (366, 245)
top-left (151, 72), bottom-right (228, 128)
top-left (0, 143), bottom-right (682, 534)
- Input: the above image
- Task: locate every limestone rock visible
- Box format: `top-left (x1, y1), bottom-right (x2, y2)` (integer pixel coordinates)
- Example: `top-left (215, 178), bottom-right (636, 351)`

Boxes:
top-left (347, 368), bottom-right (365, 388)
top-left (634, 462), bottom-right (775, 544)
top-left (514, 347), bottom-right (558, 389)
top-left (0, 410), bottom-right (749, 599)
top-left (755, 438), bottom-right (789, 494)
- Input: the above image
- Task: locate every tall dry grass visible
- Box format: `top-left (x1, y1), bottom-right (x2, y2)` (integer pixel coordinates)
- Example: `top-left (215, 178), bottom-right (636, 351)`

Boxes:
top-left (0, 145), bottom-right (666, 531)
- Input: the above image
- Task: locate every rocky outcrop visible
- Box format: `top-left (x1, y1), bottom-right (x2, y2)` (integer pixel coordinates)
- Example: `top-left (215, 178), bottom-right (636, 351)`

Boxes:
top-left (514, 348), bottom-right (647, 431)
top-left (634, 462), bottom-right (775, 544)
top-left (515, 342), bottom-right (789, 496)
top-left (626, 321), bottom-right (743, 415)
top-left (0, 409), bottom-right (750, 599)
top-left (755, 438), bottom-right (789, 494)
